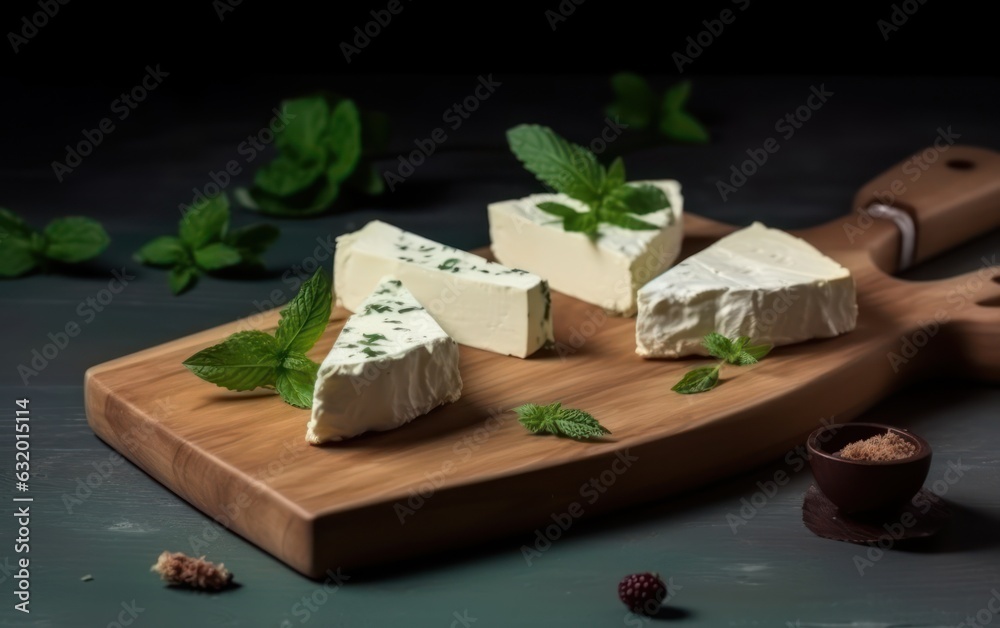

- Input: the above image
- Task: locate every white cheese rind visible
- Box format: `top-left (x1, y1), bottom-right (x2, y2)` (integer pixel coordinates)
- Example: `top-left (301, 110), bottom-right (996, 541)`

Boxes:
top-left (636, 222), bottom-right (858, 358)
top-left (334, 220), bottom-right (553, 358)
top-left (488, 180), bottom-right (683, 316)
top-left (308, 276), bottom-right (462, 444)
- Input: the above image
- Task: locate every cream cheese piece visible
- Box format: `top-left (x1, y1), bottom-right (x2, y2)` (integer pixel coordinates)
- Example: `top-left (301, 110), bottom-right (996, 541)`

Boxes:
top-left (487, 180), bottom-right (683, 316)
top-left (334, 220), bottom-right (553, 358)
top-left (636, 222), bottom-right (857, 358)
top-left (308, 276), bottom-right (462, 444)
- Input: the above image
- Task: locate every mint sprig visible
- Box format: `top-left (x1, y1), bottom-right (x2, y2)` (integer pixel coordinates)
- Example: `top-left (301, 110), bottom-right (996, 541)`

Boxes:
top-left (135, 193), bottom-right (279, 295)
top-left (607, 74), bottom-right (709, 143)
top-left (0, 208), bottom-right (109, 277)
top-left (513, 402), bottom-right (611, 440)
top-left (506, 125), bottom-right (671, 238)
top-left (672, 333), bottom-right (772, 394)
top-left (183, 269), bottom-right (332, 409)
top-left (236, 94), bottom-right (388, 216)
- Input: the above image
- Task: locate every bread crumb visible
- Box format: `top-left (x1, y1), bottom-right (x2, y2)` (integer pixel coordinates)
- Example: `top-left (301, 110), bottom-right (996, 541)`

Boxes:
top-left (151, 551), bottom-right (233, 591)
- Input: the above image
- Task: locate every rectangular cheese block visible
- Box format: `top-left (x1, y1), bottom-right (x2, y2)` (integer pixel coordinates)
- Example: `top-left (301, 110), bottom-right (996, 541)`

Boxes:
top-left (488, 180), bottom-right (683, 316)
top-left (334, 220), bottom-right (553, 358)
top-left (636, 222), bottom-right (858, 358)
top-left (308, 276), bottom-right (462, 443)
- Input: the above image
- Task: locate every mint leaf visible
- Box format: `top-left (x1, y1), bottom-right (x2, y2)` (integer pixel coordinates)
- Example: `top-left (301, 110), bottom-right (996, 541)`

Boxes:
top-left (606, 72), bottom-right (656, 129)
top-left (702, 333), bottom-right (735, 361)
top-left (604, 157), bottom-right (626, 190)
top-left (535, 202), bottom-right (580, 219)
top-left (513, 402), bottom-right (611, 440)
top-left (347, 164), bottom-right (385, 196)
top-left (254, 147), bottom-right (326, 197)
top-left (323, 99), bottom-right (362, 181)
top-left (276, 352), bottom-right (320, 408)
top-left (0, 237), bottom-right (38, 277)
top-left (135, 236), bottom-right (187, 267)
top-left (0, 208), bottom-right (32, 239)
top-left (43, 217), bottom-right (110, 263)
top-left (660, 110), bottom-right (709, 144)
top-left (180, 195), bottom-right (229, 250)
top-left (275, 269), bottom-right (332, 354)
top-left (563, 211), bottom-right (598, 236)
top-left (601, 184), bottom-right (670, 216)
top-left (225, 224), bottom-right (280, 257)
top-left (169, 266), bottom-right (198, 295)
top-left (740, 342), bottom-right (773, 364)
top-left (277, 96), bottom-right (329, 151)
top-left (671, 365), bottom-right (720, 394)
top-left (597, 210), bottom-right (658, 231)
top-left (507, 125), bottom-right (604, 206)
top-left (183, 331), bottom-right (281, 392)
top-left (663, 80), bottom-right (692, 114)
top-left (193, 243), bottom-right (243, 271)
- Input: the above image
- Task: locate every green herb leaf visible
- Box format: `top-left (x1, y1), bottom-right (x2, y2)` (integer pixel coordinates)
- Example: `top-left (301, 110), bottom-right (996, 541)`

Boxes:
top-left (169, 266), bottom-right (198, 295)
top-left (275, 269), bottom-right (332, 354)
top-left (513, 402), bottom-right (611, 440)
top-left (702, 332), bottom-right (735, 361)
top-left (507, 124), bottom-right (604, 205)
top-left (183, 331), bottom-right (281, 392)
top-left (0, 208), bottom-right (32, 239)
top-left (276, 96), bottom-right (329, 152)
top-left (180, 195), bottom-right (229, 250)
top-left (601, 184), bottom-right (670, 216)
top-left (535, 202), bottom-right (580, 219)
top-left (0, 237), bottom-right (38, 277)
top-left (660, 110), bottom-right (710, 144)
top-left (671, 365), bottom-right (720, 394)
top-left (254, 148), bottom-right (326, 197)
top-left (135, 236), bottom-right (187, 267)
top-left (276, 352), bottom-right (320, 408)
top-left (606, 72), bottom-right (656, 129)
top-left (42, 217), bottom-right (110, 263)
top-left (193, 243), bottom-right (243, 271)
top-left (225, 224), bottom-right (280, 257)
top-left (663, 80), bottom-right (692, 114)
top-left (739, 342), bottom-right (773, 365)
top-left (361, 347), bottom-right (386, 358)
top-left (323, 99), bottom-right (362, 181)
top-left (563, 211), bottom-right (598, 236)
top-left (604, 157), bottom-right (626, 190)
top-left (358, 333), bottom-right (386, 346)
top-left (597, 210), bottom-right (659, 231)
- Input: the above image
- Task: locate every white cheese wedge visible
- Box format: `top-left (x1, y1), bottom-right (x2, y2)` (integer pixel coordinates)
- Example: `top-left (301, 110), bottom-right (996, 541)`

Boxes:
top-left (636, 222), bottom-right (857, 358)
top-left (308, 276), bottom-right (462, 444)
top-left (334, 220), bottom-right (553, 358)
top-left (487, 180), bottom-right (683, 316)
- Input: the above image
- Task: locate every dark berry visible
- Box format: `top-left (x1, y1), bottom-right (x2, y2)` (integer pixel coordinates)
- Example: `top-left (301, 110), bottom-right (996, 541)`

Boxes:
top-left (618, 572), bottom-right (667, 615)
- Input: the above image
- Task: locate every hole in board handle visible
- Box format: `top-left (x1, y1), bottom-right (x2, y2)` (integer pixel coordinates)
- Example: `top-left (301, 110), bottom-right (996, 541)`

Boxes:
top-left (946, 159), bottom-right (975, 170)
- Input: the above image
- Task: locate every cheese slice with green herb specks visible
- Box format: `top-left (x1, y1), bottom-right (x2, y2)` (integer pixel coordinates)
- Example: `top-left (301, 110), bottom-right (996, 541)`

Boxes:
top-left (334, 220), bottom-right (553, 358)
top-left (307, 276), bottom-right (462, 444)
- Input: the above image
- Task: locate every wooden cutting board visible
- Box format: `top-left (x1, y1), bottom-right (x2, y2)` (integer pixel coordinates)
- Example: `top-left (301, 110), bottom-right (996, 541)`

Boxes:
top-left (86, 146), bottom-right (1000, 579)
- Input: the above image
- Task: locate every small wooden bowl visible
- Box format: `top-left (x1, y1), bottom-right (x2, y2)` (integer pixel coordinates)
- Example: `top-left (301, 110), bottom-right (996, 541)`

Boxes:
top-left (807, 423), bottom-right (931, 514)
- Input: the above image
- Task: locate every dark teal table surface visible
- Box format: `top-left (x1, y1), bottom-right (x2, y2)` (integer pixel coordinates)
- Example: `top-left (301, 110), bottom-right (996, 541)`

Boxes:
top-left (2, 76), bottom-right (999, 627)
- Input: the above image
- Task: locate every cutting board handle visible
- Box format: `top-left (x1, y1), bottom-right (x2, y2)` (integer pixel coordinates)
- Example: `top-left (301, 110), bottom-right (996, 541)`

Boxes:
top-left (852, 145), bottom-right (1000, 268)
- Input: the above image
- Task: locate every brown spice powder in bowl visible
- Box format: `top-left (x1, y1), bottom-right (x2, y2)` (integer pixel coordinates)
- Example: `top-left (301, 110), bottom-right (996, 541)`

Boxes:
top-left (838, 431), bottom-right (917, 462)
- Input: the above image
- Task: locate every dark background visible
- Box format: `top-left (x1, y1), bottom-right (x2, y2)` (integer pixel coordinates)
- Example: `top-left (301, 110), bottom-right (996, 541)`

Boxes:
top-left (2, 1), bottom-right (1000, 626)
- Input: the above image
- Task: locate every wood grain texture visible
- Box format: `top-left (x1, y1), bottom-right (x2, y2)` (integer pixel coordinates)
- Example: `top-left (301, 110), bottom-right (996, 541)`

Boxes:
top-left (85, 150), bottom-right (1000, 579)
